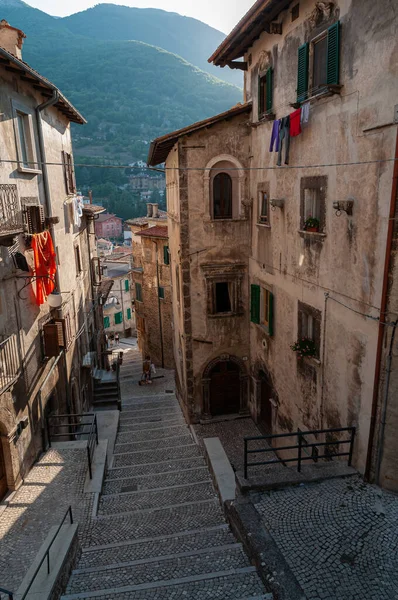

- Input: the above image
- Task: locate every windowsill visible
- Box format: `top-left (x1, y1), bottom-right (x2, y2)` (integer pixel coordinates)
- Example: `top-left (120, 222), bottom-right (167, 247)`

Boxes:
top-left (208, 312), bottom-right (241, 319)
top-left (298, 229), bottom-right (326, 239)
top-left (302, 356), bottom-right (321, 367)
top-left (296, 85), bottom-right (343, 106)
top-left (17, 166), bottom-right (41, 175)
top-left (251, 114), bottom-right (275, 127)
top-left (256, 222), bottom-right (271, 229)
top-left (206, 217), bottom-right (247, 223)
top-left (256, 323), bottom-right (272, 336)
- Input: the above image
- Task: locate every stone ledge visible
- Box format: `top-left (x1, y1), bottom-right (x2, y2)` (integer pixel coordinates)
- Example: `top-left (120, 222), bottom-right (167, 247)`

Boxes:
top-left (203, 437), bottom-right (236, 504)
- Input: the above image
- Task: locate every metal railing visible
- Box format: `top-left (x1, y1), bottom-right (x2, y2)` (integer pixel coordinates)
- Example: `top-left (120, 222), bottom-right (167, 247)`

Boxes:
top-left (244, 426), bottom-right (356, 479)
top-left (19, 506), bottom-right (73, 600)
top-left (0, 587), bottom-right (13, 599)
top-left (0, 184), bottom-right (23, 236)
top-left (46, 413), bottom-right (98, 479)
top-left (0, 334), bottom-right (21, 395)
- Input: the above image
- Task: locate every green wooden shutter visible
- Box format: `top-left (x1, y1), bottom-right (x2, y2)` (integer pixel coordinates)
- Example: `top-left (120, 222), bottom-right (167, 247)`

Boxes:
top-left (135, 282), bottom-right (142, 302)
top-left (125, 279), bottom-right (129, 291)
top-left (258, 75), bottom-right (262, 120)
top-left (266, 68), bottom-right (273, 112)
top-left (114, 312), bottom-right (123, 325)
top-left (103, 316), bottom-right (110, 329)
top-left (126, 308), bottom-right (131, 320)
top-left (327, 21), bottom-right (340, 85)
top-left (297, 43), bottom-right (309, 102)
top-left (250, 284), bottom-right (260, 324)
top-left (163, 245), bottom-right (170, 265)
top-left (268, 292), bottom-right (274, 336)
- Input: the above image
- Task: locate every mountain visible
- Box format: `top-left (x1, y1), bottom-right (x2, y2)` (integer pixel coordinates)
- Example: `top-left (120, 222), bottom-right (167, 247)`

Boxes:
top-left (63, 4), bottom-right (241, 87)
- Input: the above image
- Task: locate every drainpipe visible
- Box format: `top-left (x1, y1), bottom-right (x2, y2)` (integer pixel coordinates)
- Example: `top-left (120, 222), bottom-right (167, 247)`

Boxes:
top-left (152, 240), bottom-right (164, 368)
top-left (365, 129), bottom-right (398, 481)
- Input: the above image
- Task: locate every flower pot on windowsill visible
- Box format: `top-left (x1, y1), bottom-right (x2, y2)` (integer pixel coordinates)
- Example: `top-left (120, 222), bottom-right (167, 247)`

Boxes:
top-left (291, 337), bottom-right (317, 360)
top-left (305, 227), bottom-right (319, 233)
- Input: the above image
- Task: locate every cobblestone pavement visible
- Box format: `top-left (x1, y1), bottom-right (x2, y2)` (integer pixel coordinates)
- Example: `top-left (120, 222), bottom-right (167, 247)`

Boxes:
top-left (0, 447), bottom-right (94, 591)
top-left (253, 475), bottom-right (398, 600)
top-left (62, 342), bottom-right (270, 599)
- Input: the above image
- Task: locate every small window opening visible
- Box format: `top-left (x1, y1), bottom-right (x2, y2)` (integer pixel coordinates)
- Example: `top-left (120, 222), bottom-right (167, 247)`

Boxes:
top-left (259, 192), bottom-right (269, 223)
top-left (291, 4), bottom-right (299, 21)
top-left (215, 282), bottom-right (231, 313)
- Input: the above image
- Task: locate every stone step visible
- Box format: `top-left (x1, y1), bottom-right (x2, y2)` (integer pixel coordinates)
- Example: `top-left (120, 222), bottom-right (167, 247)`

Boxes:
top-left (84, 499), bottom-right (225, 547)
top-left (121, 395), bottom-right (177, 405)
top-left (65, 545), bottom-right (249, 595)
top-left (120, 403), bottom-right (179, 414)
top-left (114, 434), bottom-right (193, 453)
top-left (61, 569), bottom-right (268, 600)
top-left (78, 525), bottom-right (234, 570)
top-left (107, 456), bottom-right (206, 479)
top-left (118, 418), bottom-right (187, 433)
top-left (116, 424), bottom-right (189, 443)
top-left (98, 481), bottom-right (216, 515)
top-left (112, 444), bottom-right (202, 468)
top-left (103, 466), bottom-right (210, 494)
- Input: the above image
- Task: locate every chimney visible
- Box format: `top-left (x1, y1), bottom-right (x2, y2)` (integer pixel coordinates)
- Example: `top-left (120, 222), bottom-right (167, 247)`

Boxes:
top-left (152, 203), bottom-right (159, 218)
top-left (146, 203), bottom-right (153, 217)
top-left (0, 21), bottom-right (26, 60)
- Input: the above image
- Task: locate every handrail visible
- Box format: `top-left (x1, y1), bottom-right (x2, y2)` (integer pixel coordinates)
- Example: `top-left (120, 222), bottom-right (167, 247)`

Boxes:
top-left (244, 426), bottom-right (356, 479)
top-left (20, 506), bottom-right (73, 600)
top-left (0, 587), bottom-right (14, 599)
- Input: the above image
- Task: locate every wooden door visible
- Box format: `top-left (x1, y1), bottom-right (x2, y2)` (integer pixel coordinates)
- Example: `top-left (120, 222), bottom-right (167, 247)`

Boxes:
top-left (210, 361), bottom-right (240, 416)
top-left (0, 442), bottom-right (8, 501)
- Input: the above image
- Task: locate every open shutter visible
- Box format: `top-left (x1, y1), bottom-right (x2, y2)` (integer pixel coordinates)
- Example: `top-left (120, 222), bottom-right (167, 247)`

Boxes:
top-left (54, 319), bottom-right (66, 348)
top-left (61, 151), bottom-right (69, 193)
top-left (258, 75), bottom-right (262, 120)
top-left (126, 308), bottom-right (132, 320)
top-left (125, 279), bottom-right (130, 291)
top-left (250, 284), bottom-right (260, 324)
top-left (327, 21), bottom-right (340, 85)
top-left (266, 68), bottom-right (273, 112)
top-left (114, 312), bottom-right (123, 325)
top-left (43, 323), bottom-right (60, 358)
top-left (268, 292), bottom-right (274, 336)
top-left (297, 43), bottom-right (309, 102)
top-left (163, 245), bottom-right (170, 265)
top-left (103, 316), bottom-right (110, 328)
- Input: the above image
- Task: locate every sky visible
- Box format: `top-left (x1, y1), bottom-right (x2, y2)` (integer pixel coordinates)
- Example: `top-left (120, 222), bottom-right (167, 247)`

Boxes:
top-left (25, 0), bottom-right (255, 33)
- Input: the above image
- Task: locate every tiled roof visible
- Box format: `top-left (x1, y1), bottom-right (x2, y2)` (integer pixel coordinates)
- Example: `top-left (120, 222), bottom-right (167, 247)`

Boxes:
top-left (97, 279), bottom-right (114, 302)
top-left (147, 103), bottom-right (252, 166)
top-left (125, 211), bottom-right (168, 226)
top-left (82, 204), bottom-right (106, 215)
top-left (134, 226), bottom-right (168, 239)
top-left (96, 212), bottom-right (123, 223)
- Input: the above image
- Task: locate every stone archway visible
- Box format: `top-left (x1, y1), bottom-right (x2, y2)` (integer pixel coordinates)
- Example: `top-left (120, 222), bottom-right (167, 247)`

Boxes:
top-left (202, 355), bottom-right (248, 419)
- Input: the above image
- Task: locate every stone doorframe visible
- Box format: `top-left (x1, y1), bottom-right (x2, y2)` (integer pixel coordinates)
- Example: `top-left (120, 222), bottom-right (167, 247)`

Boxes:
top-left (252, 362), bottom-right (279, 424)
top-left (202, 354), bottom-right (249, 419)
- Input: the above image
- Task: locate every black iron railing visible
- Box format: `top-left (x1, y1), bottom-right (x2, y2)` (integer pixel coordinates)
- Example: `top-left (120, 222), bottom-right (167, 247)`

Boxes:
top-left (0, 334), bottom-right (21, 395)
top-left (244, 426), bottom-right (356, 479)
top-left (0, 587), bottom-right (13, 599)
top-left (19, 506), bottom-right (73, 600)
top-left (46, 413), bottom-right (98, 479)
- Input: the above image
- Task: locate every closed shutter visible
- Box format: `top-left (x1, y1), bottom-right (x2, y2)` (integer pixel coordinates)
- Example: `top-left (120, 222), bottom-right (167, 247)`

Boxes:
top-left (54, 319), bottom-right (66, 348)
top-left (125, 279), bottom-right (129, 291)
top-left (326, 21), bottom-right (340, 85)
top-left (297, 43), bottom-right (309, 102)
top-left (266, 68), bottom-right (273, 112)
top-left (103, 316), bottom-right (110, 328)
top-left (114, 312), bottom-right (123, 325)
top-left (268, 292), bottom-right (274, 336)
top-left (258, 75), bottom-right (262, 120)
top-left (163, 245), bottom-right (170, 265)
top-left (135, 282), bottom-right (142, 302)
top-left (43, 323), bottom-right (60, 358)
top-left (24, 204), bottom-right (45, 234)
top-left (250, 284), bottom-right (261, 324)
top-left (126, 308), bottom-right (131, 320)
top-left (61, 151), bottom-right (69, 194)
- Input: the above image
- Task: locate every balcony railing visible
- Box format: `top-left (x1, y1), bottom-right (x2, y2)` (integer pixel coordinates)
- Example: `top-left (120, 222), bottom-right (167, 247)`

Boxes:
top-left (0, 185), bottom-right (23, 237)
top-left (0, 334), bottom-right (21, 394)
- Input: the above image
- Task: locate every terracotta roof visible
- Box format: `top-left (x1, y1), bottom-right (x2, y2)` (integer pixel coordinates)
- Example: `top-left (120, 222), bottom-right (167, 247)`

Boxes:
top-left (0, 46), bottom-right (86, 124)
top-left (147, 103), bottom-right (252, 166)
top-left (96, 212), bottom-right (123, 223)
top-left (125, 211), bottom-right (168, 226)
top-left (134, 226), bottom-right (168, 239)
top-left (82, 204), bottom-right (106, 215)
top-left (209, 0), bottom-right (291, 66)
top-left (97, 279), bottom-right (114, 302)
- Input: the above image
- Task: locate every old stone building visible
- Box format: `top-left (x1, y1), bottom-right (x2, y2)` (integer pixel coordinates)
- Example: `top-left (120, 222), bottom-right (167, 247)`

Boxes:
top-left (102, 259), bottom-right (135, 338)
top-left (0, 21), bottom-right (110, 498)
top-left (148, 0), bottom-right (398, 488)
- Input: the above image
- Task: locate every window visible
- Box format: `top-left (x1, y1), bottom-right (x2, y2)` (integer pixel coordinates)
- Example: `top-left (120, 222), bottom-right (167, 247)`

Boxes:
top-left (298, 302), bottom-right (321, 358)
top-left (75, 244), bottom-right (82, 275)
top-left (22, 202), bottom-right (45, 235)
top-left (104, 316), bottom-right (110, 329)
top-left (135, 282), bottom-right (143, 302)
top-left (258, 68), bottom-right (273, 119)
top-left (114, 312), bottom-right (123, 325)
top-left (43, 318), bottom-right (67, 358)
top-left (259, 192), bottom-right (269, 224)
top-left (296, 21), bottom-right (340, 102)
top-left (62, 151), bottom-right (76, 194)
top-left (213, 173), bottom-right (232, 219)
top-left (300, 176), bottom-right (327, 232)
top-left (214, 282), bottom-right (231, 313)
top-left (14, 107), bottom-right (38, 172)
top-left (291, 3), bottom-right (299, 21)
top-left (251, 284), bottom-right (274, 335)
top-left (124, 279), bottom-right (130, 292)
top-left (126, 308), bottom-right (132, 320)
top-left (163, 245), bottom-right (170, 265)
top-left (158, 286), bottom-right (165, 299)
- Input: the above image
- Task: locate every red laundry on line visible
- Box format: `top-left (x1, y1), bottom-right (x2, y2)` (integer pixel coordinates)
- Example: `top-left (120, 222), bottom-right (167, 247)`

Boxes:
top-left (290, 108), bottom-right (302, 137)
top-left (31, 231), bottom-right (57, 305)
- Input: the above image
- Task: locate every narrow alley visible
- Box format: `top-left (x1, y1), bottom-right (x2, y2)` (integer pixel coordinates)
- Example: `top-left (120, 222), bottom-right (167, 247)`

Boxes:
top-left (61, 342), bottom-right (270, 599)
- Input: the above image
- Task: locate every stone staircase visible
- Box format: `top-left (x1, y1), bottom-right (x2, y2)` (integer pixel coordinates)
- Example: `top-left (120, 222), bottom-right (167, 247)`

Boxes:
top-left (93, 370), bottom-right (120, 410)
top-left (62, 342), bottom-right (271, 600)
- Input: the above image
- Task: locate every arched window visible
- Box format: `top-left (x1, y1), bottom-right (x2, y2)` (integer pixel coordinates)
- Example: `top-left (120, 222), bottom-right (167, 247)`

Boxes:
top-left (213, 172), bottom-right (232, 219)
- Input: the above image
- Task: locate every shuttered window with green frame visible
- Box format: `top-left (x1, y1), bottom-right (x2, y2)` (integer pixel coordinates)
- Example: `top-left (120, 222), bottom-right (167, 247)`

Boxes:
top-left (250, 284), bottom-right (261, 323)
top-left (258, 68), bottom-right (273, 119)
top-left (135, 282), bottom-right (142, 302)
top-left (114, 312), bottom-right (123, 325)
top-left (124, 279), bottom-right (129, 292)
top-left (103, 316), bottom-right (110, 329)
top-left (326, 21), bottom-right (340, 85)
top-left (163, 245), bottom-right (170, 265)
top-left (126, 308), bottom-right (132, 320)
top-left (296, 43), bottom-right (309, 102)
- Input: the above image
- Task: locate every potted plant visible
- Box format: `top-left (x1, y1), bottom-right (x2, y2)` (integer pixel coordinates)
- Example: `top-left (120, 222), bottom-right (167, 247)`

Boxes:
top-left (304, 216), bottom-right (320, 232)
top-left (291, 337), bottom-right (317, 359)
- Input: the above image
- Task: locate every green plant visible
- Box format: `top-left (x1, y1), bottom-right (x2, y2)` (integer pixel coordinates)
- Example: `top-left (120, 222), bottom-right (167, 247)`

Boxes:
top-left (304, 216), bottom-right (320, 230)
top-left (291, 337), bottom-right (317, 358)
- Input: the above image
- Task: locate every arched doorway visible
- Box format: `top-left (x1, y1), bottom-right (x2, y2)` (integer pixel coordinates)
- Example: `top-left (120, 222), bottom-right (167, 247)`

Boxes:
top-left (0, 440), bottom-right (8, 500)
top-left (258, 369), bottom-right (275, 434)
top-left (202, 355), bottom-right (248, 418)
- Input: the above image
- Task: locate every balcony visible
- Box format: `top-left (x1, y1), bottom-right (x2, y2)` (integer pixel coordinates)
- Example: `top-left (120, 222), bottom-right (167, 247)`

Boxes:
top-left (0, 184), bottom-right (24, 240)
top-left (0, 334), bottom-right (21, 394)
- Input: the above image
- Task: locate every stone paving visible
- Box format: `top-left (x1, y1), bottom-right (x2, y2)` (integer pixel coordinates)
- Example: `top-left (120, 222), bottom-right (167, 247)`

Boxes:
top-left (253, 475), bottom-right (398, 600)
top-left (62, 341), bottom-right (270, 599)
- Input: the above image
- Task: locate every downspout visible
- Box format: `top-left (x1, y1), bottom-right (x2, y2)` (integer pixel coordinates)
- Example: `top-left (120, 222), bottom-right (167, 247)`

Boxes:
top-left (365, 129), bottom-right (398, 480)
top-left (153, 240), bottom-right (165, 368)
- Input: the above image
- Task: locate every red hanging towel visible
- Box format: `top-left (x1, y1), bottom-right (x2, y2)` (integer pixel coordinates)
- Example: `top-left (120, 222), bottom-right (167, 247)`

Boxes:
top-left (290, 108), bottom-right (302, 137)
top-left (31, 231), bottom-right (57, 305)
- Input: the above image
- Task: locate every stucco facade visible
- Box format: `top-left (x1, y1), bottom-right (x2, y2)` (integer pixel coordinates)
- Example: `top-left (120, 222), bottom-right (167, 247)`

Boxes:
top-left (149, 0), bottom-right (398, 486)
top-left (94, 213), bottom-right (123, 239)
top-left (102, 261), bottom-right (135, 337)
